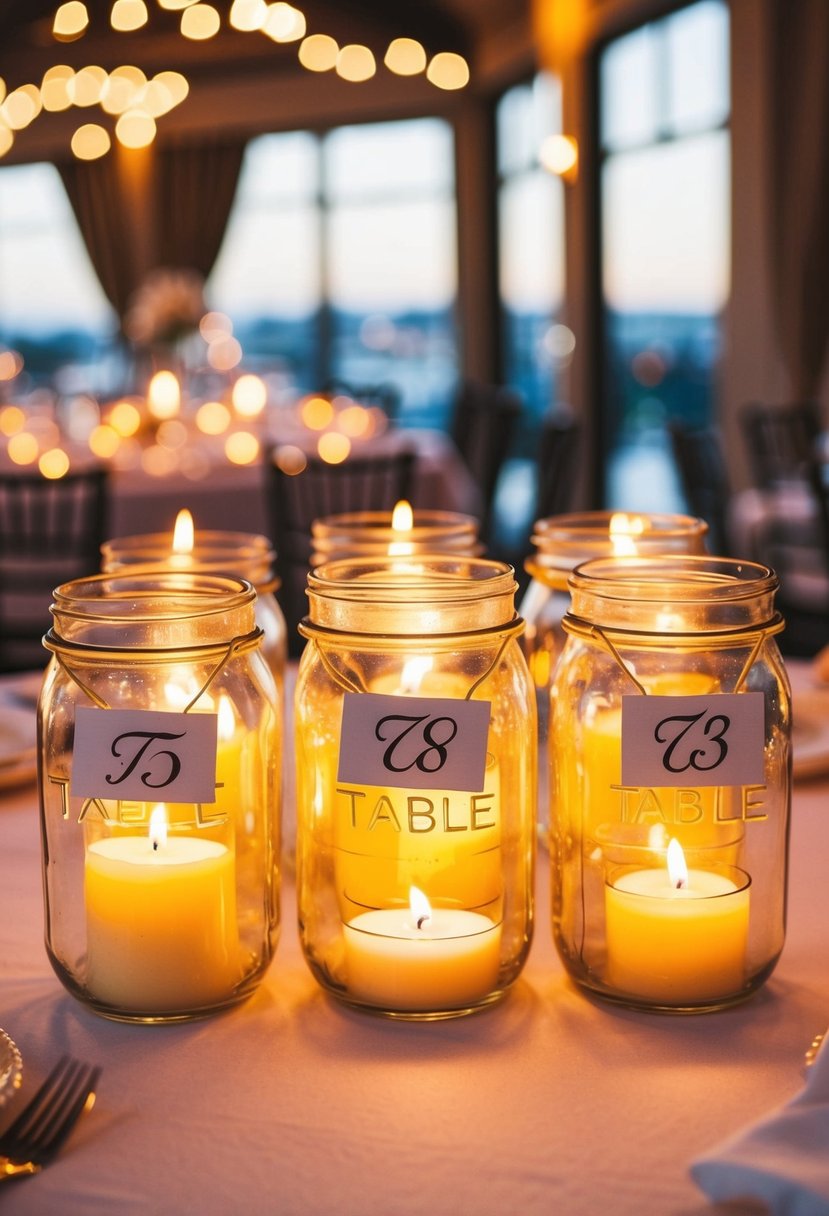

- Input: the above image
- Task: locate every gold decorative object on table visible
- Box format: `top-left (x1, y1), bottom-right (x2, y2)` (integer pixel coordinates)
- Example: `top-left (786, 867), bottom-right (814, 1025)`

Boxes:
top-left (37, 571), bottom-right (281, 1023)
top-left (549, 554), bottom-right (791, 1013)
top-left (294, 555), bottom-right (536, 1019)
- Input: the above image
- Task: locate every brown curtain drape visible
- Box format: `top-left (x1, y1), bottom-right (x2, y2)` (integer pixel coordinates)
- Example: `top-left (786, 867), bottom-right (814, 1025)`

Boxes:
top-left (58, 137), bottom-right (246, 326)
top-left (766, 0), bottom-right (829, 401)
top-left (57, 150), bottom-right (141, 322)
top-left (154, 139), bottom-right (246, 280)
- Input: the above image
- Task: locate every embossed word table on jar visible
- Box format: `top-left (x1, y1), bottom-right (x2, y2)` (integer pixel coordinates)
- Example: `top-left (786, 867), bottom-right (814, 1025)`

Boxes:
top-left (550, 555), bottom-right (790, 1013)
top-left (294, 555), bottom-right (536, 1018)
top-left (38, 571), bottom-right (281, 1023)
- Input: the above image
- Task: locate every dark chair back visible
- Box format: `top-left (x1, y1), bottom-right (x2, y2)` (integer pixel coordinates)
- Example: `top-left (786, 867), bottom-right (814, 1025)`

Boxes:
top-left (0, 466), bottom-right (109, 671)
top-left (265, 448), bottom-right (416, 654)
top-left (739, 400), bottom-right (823, 490)
top-left (667, 421), bottom-right (731, 555)
top-left (450, 380), bottom-right (523, 544)
top-left (534, 410), bottom-right (581, 521)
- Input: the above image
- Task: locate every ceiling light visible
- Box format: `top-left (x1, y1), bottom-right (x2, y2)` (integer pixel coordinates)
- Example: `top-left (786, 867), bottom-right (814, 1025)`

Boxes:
top-left (53, 2), bottom-right (89, 41)
top-left (384, 38), bottom-right (426, 76)
top-left (110, 0), bottom-right (148, 32)
top-left (426, 52), bottom-right (469, 90)
top-left (71, 123), bottom-right (111, 159)
top-left (298, 33), bottom-right (338, 72)
top-left (336, 44), bottom-right (375, 83)
top-left (180, 4), bottom-right (221, 40)
top-left (262, 3), bottom-right (305, 42)
top-left (115, 109), bottom-right (157, 148)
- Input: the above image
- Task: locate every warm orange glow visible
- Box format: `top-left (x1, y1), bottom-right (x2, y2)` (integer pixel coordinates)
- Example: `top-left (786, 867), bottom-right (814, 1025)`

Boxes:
top-left (157, 419), bottom-right (188, 450)
top-left (225, 431), bottom-right (260, 465)
top-left (101, 66), bottom-right (146, 113)
top-left (609, 512), bottom-right (645, 556)
top-left (300, 395), bottom-right (334, 431)
top-left (274, 445), bottom-right (306, 475)
top-left (229, 0), bottom-right (267, 31)
top-left (108, 399), bottom-right (142, 436)
top-left (153, 70), bottom-right (189, 107)
top-left (88, 424), bottom-right (121, 458)
top-left (539, 133), bottom-right (578, 181)
top-left (207, 336), bottom-right (242, 371)
top-left (41, 65), bottom-right (75, 112)
top-left (263, 3), bottom-right (305, 42)
top-left (0, 128), bottom-right (13, 158)
top-left (147, 370), bottom-right (181, 420)
top-left (337, 404), bottom-right (371, 438)
top-left (142, 445), bottom-right (178, 476)
top-left (53, 1), bottom-right (89, 41)
top-left (0, 352), bottom-right (23, 383)
top-left (111, 0), bottom-right (148, 32)
top-left (195, 400), bottom-right (231, 435)
top-left (336, 44), bottom-right (376, 83)
top-left (181, 3), bottom-right (221, 39)
top-left (391, 500), bottom-right (414, 532)
top-left (68, 65), bottom-right (108, 106)
top-left (71, 123), bottom-right (111, 159)
top-left (115, 109), bottom-right (156, 148)
top-left (39, 448), bottom-right (70, 479)
top-left (8, 432), bottom-right (39, 464)
top-left (426, 52), bottom-right (469, 90)
top-left (298, 34), bottom-right (339, 72)
top-left (200, 311), bottom-right (232, 341)
top-left (384, 38), bottom-right (426, 76)
top-left (317, 432), bottom-right (350, 464)
top-left (0, 404), bottom-right (25, 433)
top-left (232, 374), bottom-right (267, 417)
top-left (158, 0), bottom-right (199, 8)
top-left (172, 508), bottom-right (195, 554)
top-left (2, 87), bottom-right (41, 130)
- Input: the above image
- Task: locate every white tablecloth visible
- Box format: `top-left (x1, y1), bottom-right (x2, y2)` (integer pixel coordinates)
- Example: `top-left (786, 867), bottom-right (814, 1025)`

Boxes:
top-left (1, 665), bottom-right (827, 1215)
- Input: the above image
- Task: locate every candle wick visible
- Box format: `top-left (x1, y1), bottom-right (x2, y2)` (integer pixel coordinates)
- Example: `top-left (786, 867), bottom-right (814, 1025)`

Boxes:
top-left (675, 877), bottom-right (686, 890)
top-left (153, 840), bottom-right (159, 852)
top-left (416, 915), bottom-right (430, 930)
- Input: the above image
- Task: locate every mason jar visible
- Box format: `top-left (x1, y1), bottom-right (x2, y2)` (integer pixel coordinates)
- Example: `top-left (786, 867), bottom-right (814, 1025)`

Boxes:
top-left (294, 555), bottom-right (536, 1019)
top-left (549, 554), bottom-right (790, 1013)
top-left (101, 529), bottom-right (287, 692)
top-left (521, 512), bottom-right (708, 839)
top-left (39, 571), bottom-right (282, 1023)
top-left (311, 508), bottom-right (482, 564)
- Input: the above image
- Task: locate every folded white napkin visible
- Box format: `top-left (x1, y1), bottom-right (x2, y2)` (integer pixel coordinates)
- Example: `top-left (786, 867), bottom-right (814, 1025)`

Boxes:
top-left (691, 1032), bottom-right (829, 1215)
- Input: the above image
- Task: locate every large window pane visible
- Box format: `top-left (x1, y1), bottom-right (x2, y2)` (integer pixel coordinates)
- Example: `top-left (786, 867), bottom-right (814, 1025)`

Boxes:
top-left (325, 120), bottom-right (453, 199)
top-left (600, 0), bottom-right (730, 513)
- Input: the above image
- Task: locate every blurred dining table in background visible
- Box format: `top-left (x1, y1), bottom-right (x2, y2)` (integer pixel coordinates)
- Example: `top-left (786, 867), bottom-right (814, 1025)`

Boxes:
top-left (108, 427), bottom-right (482, 540)
top-left (1, 658), bottom-right (828, 1215)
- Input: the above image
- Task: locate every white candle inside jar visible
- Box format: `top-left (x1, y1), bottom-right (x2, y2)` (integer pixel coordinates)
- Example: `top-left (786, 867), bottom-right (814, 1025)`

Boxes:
top-left (343, 886), bottom-right (501, 1012)
top-left (605, 839), bottom-right (750, 1005)
top-left (85, 804), bottom-right (240, 1013)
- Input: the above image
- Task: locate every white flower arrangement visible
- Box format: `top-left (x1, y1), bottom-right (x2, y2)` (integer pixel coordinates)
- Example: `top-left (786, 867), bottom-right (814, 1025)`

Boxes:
top-left (124, 268), bottom-right (206, 347)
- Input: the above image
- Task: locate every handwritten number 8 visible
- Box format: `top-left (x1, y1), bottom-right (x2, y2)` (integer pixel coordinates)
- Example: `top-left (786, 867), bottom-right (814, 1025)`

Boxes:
top-left (375, 713), bottom-right (458, 773)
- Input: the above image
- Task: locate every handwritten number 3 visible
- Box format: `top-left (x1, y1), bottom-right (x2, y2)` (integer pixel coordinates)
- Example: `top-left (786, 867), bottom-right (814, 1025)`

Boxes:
top-left (654, 710), bottom-right (730, 773)
top-left (375, 713), bottom-right (458, 773)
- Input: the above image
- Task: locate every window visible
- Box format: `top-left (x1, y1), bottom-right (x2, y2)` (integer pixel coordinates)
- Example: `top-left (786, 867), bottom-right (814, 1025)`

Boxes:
top-left (0, 163), bottom-right (117, 389)
top-left (496, 72), bottom-right (567, 447)
top-left (207, 118), bottom-right (457, 425)
top-left (599, 0), bottom-right (730, 510)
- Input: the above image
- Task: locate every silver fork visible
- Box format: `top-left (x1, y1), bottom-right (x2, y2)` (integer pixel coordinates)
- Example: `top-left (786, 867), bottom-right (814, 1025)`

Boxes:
top-left (0, 1056), bottom-right (101, 1181)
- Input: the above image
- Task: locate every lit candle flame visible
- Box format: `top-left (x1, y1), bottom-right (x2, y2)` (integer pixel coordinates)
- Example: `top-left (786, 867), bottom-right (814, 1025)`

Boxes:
top-left (400, 655), bottom-right (433, 694)
top-left (609, 512), bottom-right (645, 557)
top-left (147, 370), bottom-right (181, 420)
top-left (409, 885), bottom-right (432, 931)
top-left (391, 499), bottom-right (413, 533)
top-left (389, 499), bottom-right (415, 557)
top-left (149, 804), bottom-right (168, 852)
top-left (667, 838), bottom-right (688, 890)
top-left (217, 693), bottom-right (236, 741)
top-left (172, 508), bottom-right (195, 555)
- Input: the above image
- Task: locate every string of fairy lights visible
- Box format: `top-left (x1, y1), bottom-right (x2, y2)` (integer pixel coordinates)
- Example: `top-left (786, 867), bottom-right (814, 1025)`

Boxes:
top-left (0, 0), bottom-right (471, 161)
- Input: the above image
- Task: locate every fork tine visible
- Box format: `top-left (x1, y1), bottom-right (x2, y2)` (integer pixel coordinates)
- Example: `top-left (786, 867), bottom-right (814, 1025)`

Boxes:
top-left (0, 1057), bottom-right (101, 1166)
top-left (36, 1064), bottom-right (101, 1163)
top-left (0, 1056), bottom-right (73, 1145)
